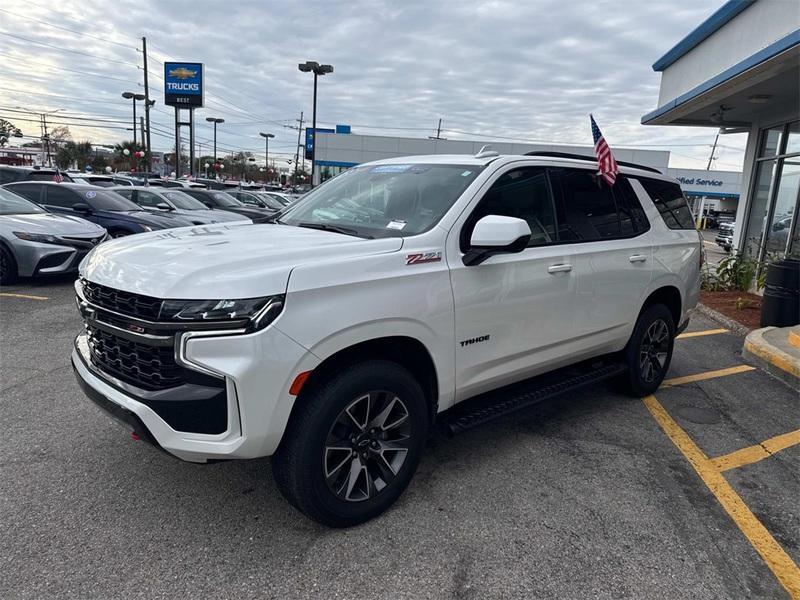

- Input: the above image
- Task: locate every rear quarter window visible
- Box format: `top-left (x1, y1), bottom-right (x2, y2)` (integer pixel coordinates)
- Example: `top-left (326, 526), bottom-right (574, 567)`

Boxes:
top-left (638, 178), bottom-right (695, 230)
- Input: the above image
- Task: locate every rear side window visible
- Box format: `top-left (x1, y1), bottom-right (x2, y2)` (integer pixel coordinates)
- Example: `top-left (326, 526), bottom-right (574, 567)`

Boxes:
top-left (44, 186), bottom-right (80, 208)
top-left (7, 184), bottom-right (42, 203)
top-left (638, 178), bottom-right (695, 229)
top-left (549, 168), bottom-right (621, 241)
top-left (615, 177), bottom-right (650, 234)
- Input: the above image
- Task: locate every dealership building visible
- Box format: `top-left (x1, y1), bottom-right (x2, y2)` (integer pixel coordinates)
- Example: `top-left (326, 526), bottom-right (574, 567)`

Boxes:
top-left (643, 0), bottom-right (799, 260)
top-left (313, 131), bottom-right (742, 215)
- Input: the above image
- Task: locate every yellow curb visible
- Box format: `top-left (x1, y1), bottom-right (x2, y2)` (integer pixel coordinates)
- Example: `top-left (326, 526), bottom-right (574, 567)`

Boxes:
top-left (744, 329), bottom-right (800, 380)
top-left (789, 327), bottom-right (800, 350)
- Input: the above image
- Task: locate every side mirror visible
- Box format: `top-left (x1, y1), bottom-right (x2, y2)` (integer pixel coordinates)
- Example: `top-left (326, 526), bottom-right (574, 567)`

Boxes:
top-left (463, 215), bottom-right (531, 266)
top-left (156, 202), bottom-right (173, 211)
top-left (71, 202), bottom-right (92, 214)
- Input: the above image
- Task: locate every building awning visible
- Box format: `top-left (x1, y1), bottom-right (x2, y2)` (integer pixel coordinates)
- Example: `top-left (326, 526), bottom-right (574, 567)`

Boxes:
top-left (642, 29), bottom-right (800, 127)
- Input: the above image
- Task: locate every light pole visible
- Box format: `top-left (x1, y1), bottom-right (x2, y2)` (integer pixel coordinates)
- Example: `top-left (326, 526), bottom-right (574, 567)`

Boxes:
top-left (121, 92), bottom-right (146, 146)
top-left (259, 132), bottom-right (274, 182)
top-left (298, 61), bottom-right (333, 187)
top-left (205, 117), bottom-right (224, 162)
top-left (204, 162), bottom-right (210, 178)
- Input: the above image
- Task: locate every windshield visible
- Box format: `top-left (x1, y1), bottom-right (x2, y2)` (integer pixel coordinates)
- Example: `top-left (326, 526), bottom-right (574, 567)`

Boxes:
top-left (280, 164), bottom-right (482, 237)
top-left (0, 187), bottom-right (47, 214)
top-left (211, 191), bottom-right (243, 207)
top-left (80, 189), bottom-right (142, 212)
top-left (76, 177), bottom-right (115, 188)
top-left (162, 190), bottom-right (208, 210)
top-left (259, 193), bottom-right (288, 209)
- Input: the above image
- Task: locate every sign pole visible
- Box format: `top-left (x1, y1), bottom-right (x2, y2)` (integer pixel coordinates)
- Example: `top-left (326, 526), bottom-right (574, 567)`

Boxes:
top-left (189, 108), bottom-right (195, 177)
top-left (174, 107), bottom-right (181, 178)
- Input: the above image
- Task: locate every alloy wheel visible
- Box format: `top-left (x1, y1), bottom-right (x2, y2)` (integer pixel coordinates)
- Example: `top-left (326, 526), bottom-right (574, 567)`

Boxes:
top-left (639, 318), bottom-right (670, 383)
top-left (324, 391), bottom-right (412, 502)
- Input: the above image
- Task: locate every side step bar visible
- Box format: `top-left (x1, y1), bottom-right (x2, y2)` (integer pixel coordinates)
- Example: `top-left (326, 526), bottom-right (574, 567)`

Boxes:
top-left (441, 361), bottom-right (627, 436)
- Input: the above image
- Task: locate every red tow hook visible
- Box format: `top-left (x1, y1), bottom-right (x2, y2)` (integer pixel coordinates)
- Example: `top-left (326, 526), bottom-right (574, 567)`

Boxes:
top-left (131, 432), bottom-right (140, 441)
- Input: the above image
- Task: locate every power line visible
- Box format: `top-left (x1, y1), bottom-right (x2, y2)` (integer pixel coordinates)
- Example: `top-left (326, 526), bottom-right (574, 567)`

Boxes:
top-left (0, 30), bottom-right (137, 67)
top-left (0, 51), bottom-right (139, 85)
top-left (0, 8), bottom-right (139, 50)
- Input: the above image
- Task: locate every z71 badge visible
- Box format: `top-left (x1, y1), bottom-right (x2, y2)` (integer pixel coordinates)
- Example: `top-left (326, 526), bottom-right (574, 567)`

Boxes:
top-left (406, 251), bottom-right (442, 265)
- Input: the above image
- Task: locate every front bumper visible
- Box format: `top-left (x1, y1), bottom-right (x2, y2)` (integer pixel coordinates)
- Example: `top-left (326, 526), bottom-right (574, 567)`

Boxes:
top-left (13, 240), bottom-right (92, 277)
top-left (72, 322), bottom-right (318, 463)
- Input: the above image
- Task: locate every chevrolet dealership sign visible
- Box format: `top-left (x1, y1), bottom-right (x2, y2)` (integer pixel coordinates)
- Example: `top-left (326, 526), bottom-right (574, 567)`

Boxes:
top-left (164, 62), bottom-right (203, 107)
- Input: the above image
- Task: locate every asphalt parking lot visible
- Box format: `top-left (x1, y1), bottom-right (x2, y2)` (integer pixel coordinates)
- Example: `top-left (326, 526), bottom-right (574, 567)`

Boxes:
top-left (2, 277), bottom-right (798, 599)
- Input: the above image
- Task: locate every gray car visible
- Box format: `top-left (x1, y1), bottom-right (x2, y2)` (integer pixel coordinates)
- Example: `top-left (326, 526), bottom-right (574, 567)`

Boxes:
top-left (0, 187), bottom-right (107, 285)
top-left (112, 187), bottom-right (252, 225)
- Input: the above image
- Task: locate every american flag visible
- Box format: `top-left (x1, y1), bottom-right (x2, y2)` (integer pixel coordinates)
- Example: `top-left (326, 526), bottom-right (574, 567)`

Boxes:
top-left (52, 166), bottom-right (63, 183)
top-left (590, 115), bottom-right (618, 186)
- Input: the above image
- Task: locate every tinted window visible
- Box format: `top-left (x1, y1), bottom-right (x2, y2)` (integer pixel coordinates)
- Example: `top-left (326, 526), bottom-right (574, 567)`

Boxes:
top-left (0, 169), bottom-right (17, 184)
top-left (6, 183), bottom-right (42, 203)
top-left (80, 190), bottom-right (141, 211)
top-left (28, 171), bottom-right (73, 182)
top-left (45, 185), bottom-right (80, 208)
top-left (211, 192), bottom-right (243, 207)
top-left (136, 190), bottom-right (163, 207)
top-left (638, 178), bottom-right (695, 230)
top-left (0, 188), bottom-right (46, 214)
top-left (114, 189), bottom-right (134, 200)
top-left (550, 168), bottom-right (620, 241)
top-left (615, 177), bottom-right (650, 234)
top-left (463, 167), bottom-right (556, 248)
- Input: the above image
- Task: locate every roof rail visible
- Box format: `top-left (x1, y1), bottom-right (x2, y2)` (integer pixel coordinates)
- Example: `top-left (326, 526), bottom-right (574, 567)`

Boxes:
top-left (523, 151), bottom-right (662, 174)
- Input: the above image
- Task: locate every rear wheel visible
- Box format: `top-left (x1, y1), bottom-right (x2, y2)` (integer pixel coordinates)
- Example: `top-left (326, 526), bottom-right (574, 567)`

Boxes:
top-left (620, 304), bottom-right (675, 397)
top-left (272, 360), bottom-right (428, 527)
top-left (0, 245), bottom-right (18, 285)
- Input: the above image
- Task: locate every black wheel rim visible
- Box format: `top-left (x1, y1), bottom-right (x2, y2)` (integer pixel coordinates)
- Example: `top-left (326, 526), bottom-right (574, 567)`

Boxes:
top-left (639, 318), bottom-right (670, 383)
top-left (324, 391), bottom-right (411, 502)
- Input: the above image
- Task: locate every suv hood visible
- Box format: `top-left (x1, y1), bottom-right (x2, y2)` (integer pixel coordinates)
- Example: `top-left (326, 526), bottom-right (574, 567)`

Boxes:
top-left (96, 209), bottom-right (194, 228)
top-left (80, 223), bottom-right (403, 298)
top-left (0, 212), bottom-right (105, 236)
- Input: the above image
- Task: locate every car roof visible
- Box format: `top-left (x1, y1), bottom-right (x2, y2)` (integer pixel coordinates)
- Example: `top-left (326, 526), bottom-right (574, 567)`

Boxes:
top-left (361, 154), bottom-right (676, 183)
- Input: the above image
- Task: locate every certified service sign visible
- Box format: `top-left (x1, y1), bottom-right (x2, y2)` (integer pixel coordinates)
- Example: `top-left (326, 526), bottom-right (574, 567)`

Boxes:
top-left (164, 62), bottom-right (203, 107)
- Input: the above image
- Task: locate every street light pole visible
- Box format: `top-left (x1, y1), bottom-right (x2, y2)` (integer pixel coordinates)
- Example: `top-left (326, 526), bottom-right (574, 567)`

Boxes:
top-left (259, 132), bottom-right (274, 182)
top-left (122, 92), bottom-right (146, 147)
top-left (206, 117), bottom-right (224, 163)
top-left (298, 61), bottom-right (333, 187)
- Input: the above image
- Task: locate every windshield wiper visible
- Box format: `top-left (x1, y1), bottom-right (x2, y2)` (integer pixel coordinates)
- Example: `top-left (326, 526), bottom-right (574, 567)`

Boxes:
top-left (297, 222), bottom-right (370, 238)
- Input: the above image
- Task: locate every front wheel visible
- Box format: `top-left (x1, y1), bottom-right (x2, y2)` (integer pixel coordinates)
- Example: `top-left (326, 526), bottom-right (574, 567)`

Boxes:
top-left (272, 360), bottom-right (429, 527)
top-left (0, 245), bottom-right (18, 285)
top-left (620, 304), bottom-right (675, 397)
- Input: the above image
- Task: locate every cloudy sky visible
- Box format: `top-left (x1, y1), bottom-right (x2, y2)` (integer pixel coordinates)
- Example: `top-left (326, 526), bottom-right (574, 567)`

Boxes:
top-left (0, 0), bottom-right (747, 170)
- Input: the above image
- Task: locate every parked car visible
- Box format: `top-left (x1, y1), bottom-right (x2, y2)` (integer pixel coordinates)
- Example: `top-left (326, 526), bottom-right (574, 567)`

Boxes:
top-left (715, 221), bottom-right (735, 251)
top-left (70, 174), bottom-right (120, 188)
top-left (179, 188), bottom-right (273, 223)
top-left (0, 166), bottom-right (74, 184)
top-left (72, 151), bottom-right (701, 527)
top-left (262, 191), bottom-right (294, 207)
top-left (3, 182), bottom-right (194, 237)
top-left (227, 189), bottom-right (283, 211)
top-left (0, 187), bottom-right (106, 284)
top-left (160, 179), bottom-right (208, 189)
top-left (113, 186), bottom-right (251, 225)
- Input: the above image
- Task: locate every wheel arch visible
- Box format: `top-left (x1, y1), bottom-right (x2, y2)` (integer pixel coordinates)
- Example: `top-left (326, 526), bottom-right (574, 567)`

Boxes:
top-left (295, 335), bottom-right (440, 425)
top-left (640, 285), bottom-right (682, 328)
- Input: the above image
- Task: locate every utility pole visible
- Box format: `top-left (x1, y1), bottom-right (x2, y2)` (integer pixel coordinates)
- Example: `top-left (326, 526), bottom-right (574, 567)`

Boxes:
top-left (142, 36), bottom-right (153, 172)
top-left (293, 111), bottom-right (303, 185)
top-left (436, 118), bottom-right (442, 139)
top-left (42, 113), bottom-right (51, 166)
top-left (706, 131), bottom-right (720, 170)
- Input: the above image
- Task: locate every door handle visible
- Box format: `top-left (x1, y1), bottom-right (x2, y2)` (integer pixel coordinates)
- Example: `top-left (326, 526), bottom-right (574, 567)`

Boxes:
top-left (629, 254), bottom-right (648, 263)
top-left (547, 263), bottom-right (573, 274)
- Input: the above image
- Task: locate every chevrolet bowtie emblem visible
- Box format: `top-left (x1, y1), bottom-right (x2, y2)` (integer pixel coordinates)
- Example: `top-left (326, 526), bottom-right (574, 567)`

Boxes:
top-left (169, 67), bottom-right (197, 80)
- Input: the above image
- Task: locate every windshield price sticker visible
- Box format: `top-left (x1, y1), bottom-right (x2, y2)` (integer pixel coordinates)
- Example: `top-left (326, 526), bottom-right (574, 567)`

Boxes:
top-left (386, 220), bottom-right (407, 230)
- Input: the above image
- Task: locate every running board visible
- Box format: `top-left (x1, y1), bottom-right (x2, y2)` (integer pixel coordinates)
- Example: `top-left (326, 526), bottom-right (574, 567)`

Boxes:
top-left (441, 360), bottom-right (627, 436)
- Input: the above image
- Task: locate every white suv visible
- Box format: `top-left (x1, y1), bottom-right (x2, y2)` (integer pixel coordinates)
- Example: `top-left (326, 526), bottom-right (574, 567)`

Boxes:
top-left (72, 151), bottom-right (701, 526)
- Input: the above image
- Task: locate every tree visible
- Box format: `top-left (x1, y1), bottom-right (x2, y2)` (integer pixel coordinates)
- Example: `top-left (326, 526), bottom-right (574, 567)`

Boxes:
top-left (55, 140), bottom-right (93, 170)
top-left (0, 118), bottom-right (23, 147)
top-left (48, 126), bottom-right (72, 154)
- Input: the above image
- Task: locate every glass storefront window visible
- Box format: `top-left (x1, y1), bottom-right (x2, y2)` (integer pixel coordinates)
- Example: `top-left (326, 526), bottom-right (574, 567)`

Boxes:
top-left (784, 120), bottom-right (800, 156)
top-left (759, 126), bottom-right (784, 158)
top-left (744, 159), bottom-right (777, 257)
top-left (764, 158), bottom-right (800, 256)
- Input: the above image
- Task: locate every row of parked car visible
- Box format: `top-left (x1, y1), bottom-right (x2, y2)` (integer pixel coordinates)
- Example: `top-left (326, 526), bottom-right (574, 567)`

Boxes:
top-left (0, 165), bottom-right (300, 285)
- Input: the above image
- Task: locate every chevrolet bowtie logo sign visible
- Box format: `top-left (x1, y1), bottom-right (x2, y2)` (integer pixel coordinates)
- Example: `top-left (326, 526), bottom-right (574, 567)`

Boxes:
top-left (168, 67), bottom-right (197, 80)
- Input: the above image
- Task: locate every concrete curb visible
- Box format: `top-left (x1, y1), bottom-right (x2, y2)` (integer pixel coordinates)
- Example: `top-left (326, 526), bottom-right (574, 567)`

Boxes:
top-left (742, 327), bottom-right (800, 391)
top-left (695, 303), bottom-right (751, 337)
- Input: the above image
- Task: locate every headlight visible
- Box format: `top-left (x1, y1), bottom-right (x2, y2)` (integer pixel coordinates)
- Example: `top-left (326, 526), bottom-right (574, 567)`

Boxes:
top-left (160, 295), bottom-right (284, 331)
top-left (13, 231), bottom-right (61, 244)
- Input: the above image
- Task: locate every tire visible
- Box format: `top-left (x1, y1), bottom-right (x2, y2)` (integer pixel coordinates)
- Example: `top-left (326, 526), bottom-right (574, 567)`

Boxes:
top-left (272, 360), bottom-right (429, 527)
top-left (0, 244), bottom-right (18, 286)
top-left (619, 304), bottom-right (675, 397)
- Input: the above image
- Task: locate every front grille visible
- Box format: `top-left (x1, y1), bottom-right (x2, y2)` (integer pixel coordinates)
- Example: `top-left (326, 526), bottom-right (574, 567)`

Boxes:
top-left (87, 326), bottom-right (182, 390)
top-left (83, 280), bottom-right (162, 321)
top-left (60, 235), bottom-right (105, 249)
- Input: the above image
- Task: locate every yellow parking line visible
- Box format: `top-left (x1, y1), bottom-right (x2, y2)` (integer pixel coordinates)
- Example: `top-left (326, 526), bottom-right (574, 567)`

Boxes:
top-left (0, 292), bottom-right (49, 301)
top-left (711, 429), bottom-right (800, 472)
top-left (677, 328), bottom-right (729, 339)
top-left (643, 395), bottom-right (800, 597)
top-left (662, 365), bottom-right (755, 387)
